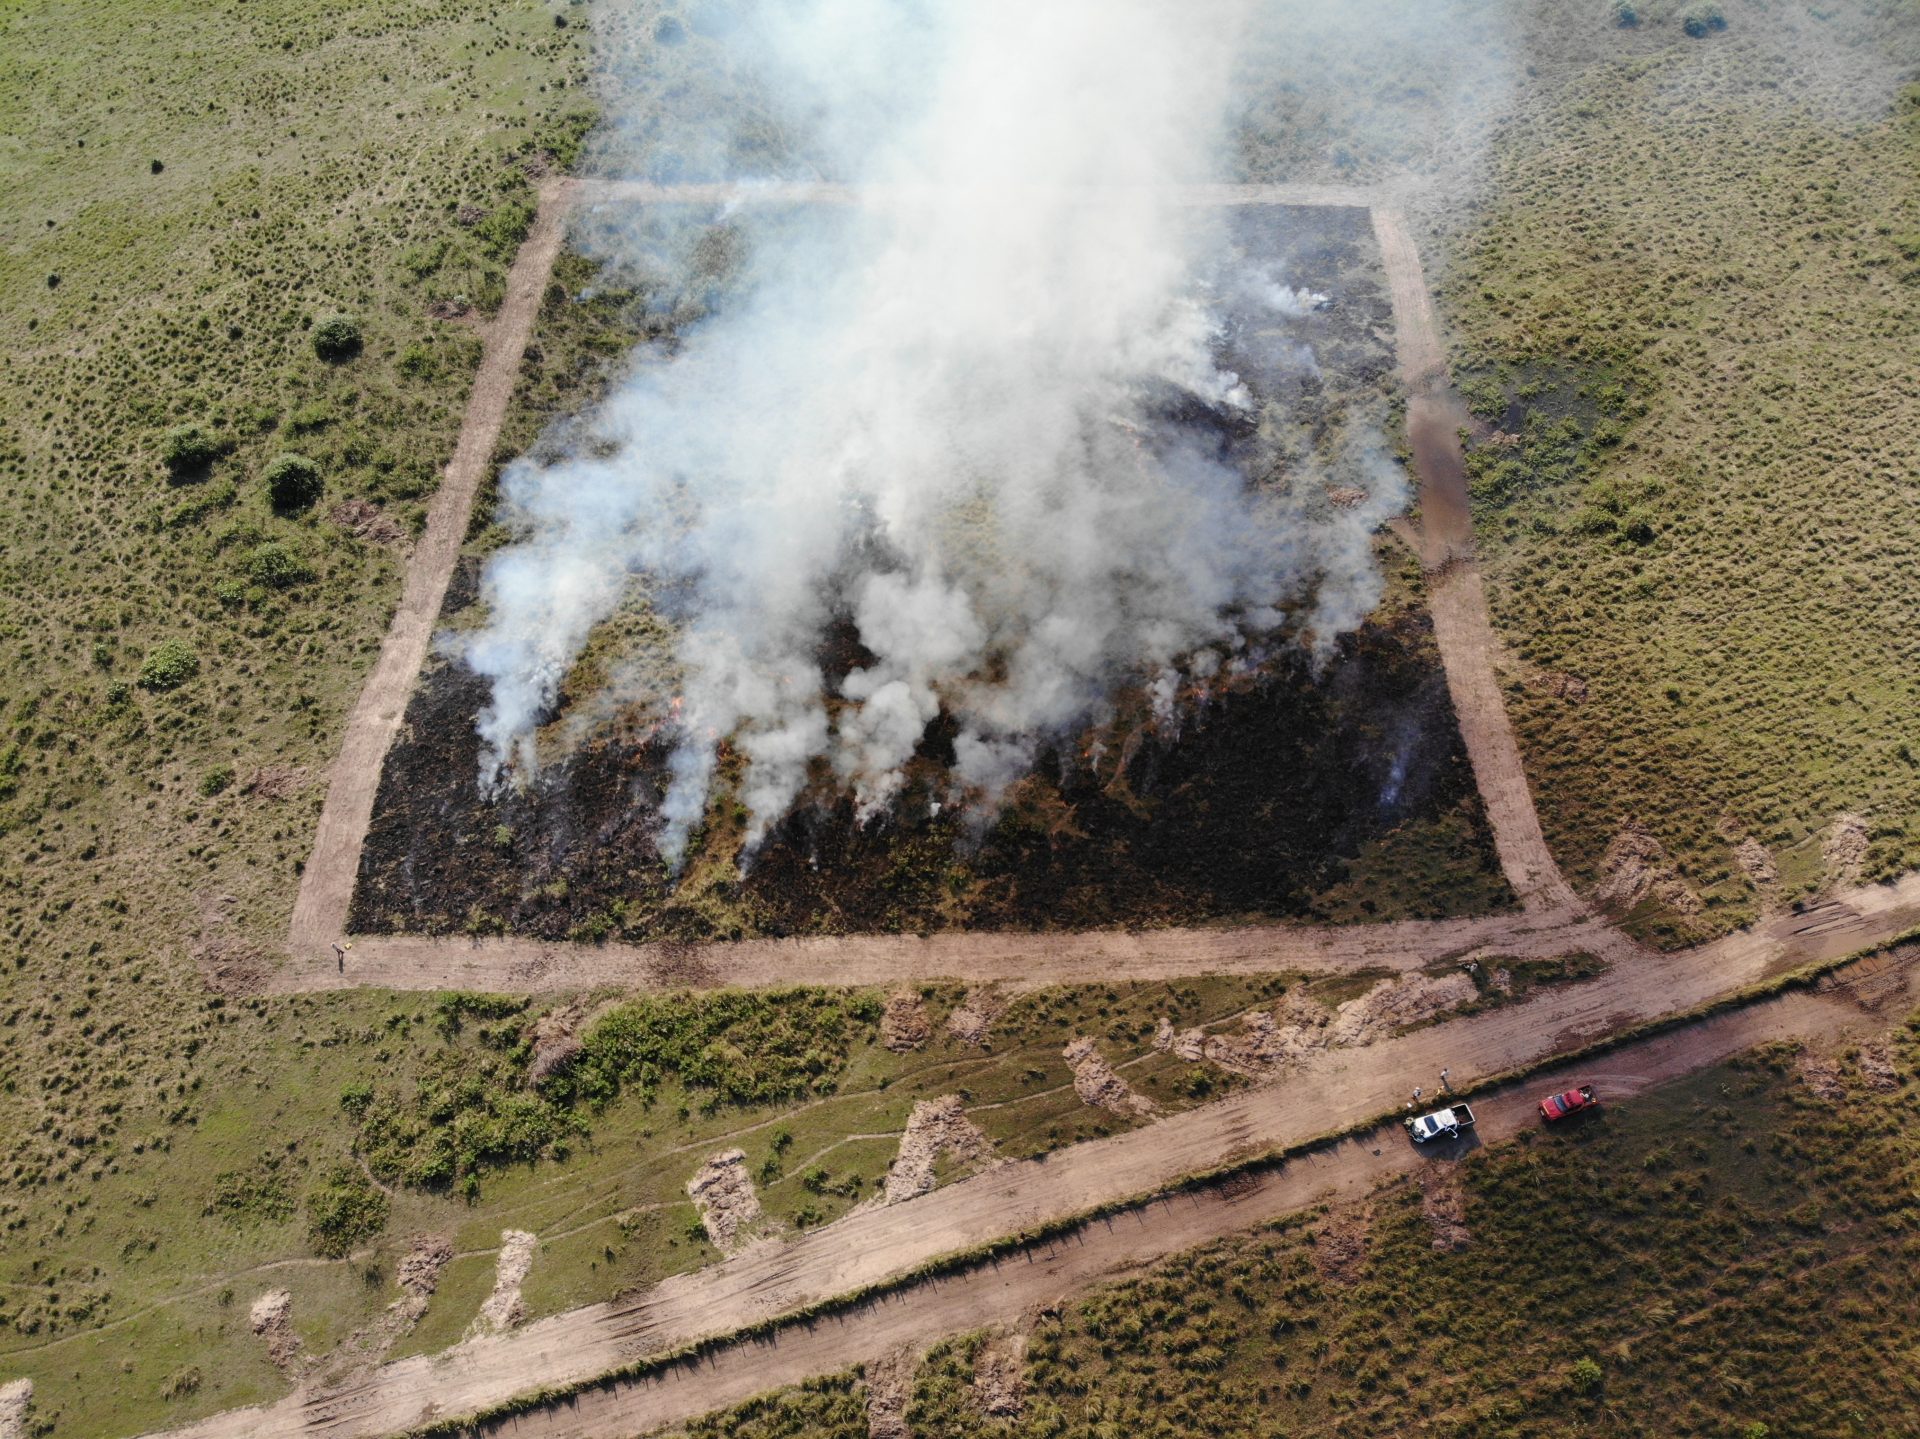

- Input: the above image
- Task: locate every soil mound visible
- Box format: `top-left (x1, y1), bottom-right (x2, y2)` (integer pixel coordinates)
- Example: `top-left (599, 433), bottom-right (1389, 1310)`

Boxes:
top-left (883, 1096), bottom-right (997, 1204)
top-left (248, 1290), bottom-right (301, 1372)
top-left (863, 1345), bottom-right (919, 1439)
top-left (946, 988), bottom-right (1005, 1047)
top-left (972, 1331), bottom-right (1028, 1419)
top-left (1419, 1165), bottom-right (1472, 1252)
top-left (1062, 1037), bottom-right (1155, 1117)
top-left (881, 991), bottom-right (932, 1052)
top-left (688, 1150), bottom-right (764, 1253)
top-left (469, 1230), bottom-right (537, 1338)
top-left (1595, 823), bottom-right (1701, 916)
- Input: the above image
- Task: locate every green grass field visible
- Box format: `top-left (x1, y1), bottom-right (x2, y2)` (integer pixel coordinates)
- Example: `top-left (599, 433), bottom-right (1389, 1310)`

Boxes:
top-left (674, 1019), bottom-right (1920, 1438)
top-left (1438, 0), bottom-right (1920, 942)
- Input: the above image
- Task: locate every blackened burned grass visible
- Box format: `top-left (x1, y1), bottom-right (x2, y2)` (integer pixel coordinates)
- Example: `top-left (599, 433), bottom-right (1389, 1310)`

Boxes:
top-left (353, 580), bottom-right (1509, 941)
top-left (352, 202), bottom-right (1506, 940)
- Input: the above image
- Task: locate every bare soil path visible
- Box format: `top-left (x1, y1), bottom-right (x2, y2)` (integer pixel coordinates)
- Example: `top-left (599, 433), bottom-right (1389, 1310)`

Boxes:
top-left (148, 882), bottom-right (1920, 1439)
top-left (287, 177), bottom-right (576, 961)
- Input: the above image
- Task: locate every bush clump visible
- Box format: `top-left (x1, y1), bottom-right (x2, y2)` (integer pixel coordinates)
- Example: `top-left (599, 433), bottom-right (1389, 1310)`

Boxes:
top-left (261, 452), bottom-right (323, 512)
top-left (198, 764), bottom-right (235, 797)
top-left (1681, 4), bottom-right (1725, 36)
top-left (311, 313), bottom-right (363, 361)
top-left (305, 1165), bottom-right (389, 1257)
top-left (1611, 0), bottom-right (1638, 25)
top-left (137, 638), bottom-right (200, 692)
top-left (160, 423), bottom-right (221, 478)
top-left (245, 540), bottom-right (311, 589)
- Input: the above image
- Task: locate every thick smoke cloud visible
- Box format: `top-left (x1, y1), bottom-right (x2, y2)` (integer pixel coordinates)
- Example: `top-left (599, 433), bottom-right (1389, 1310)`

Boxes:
top-left (459, 0), bottom-right (1408, 866)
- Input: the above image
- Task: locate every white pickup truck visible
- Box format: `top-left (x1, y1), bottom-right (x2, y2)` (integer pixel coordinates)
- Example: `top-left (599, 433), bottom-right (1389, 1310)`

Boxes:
top-left (1405, 1102), bottom-right (1475, 1144)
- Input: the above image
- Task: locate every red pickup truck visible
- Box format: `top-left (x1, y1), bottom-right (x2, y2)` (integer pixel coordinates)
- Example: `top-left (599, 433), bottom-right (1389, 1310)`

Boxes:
top-left (1539, 1084), bottom-right (1598, 1123)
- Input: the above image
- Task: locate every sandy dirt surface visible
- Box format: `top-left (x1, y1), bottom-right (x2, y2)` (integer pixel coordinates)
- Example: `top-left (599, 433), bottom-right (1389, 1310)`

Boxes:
top-left (882, 1097), bottom-right (997, 1205)
top-left (146, 934), bottom-right (1920, 1439)
top-left (0, 1379), bottom-right (30, 1439)
top-left (861, 1346), bottom-right (919, 1439)
top-left (286, 176), bottom-right (577, 960)
top-left (468, 1231), bottom-right (537, 1341)
top-left (687, 1152), bottom-right (765, 1255)
top-left (880, 992), bottom-right (933, 1052)
top-left (267, 906), bottom-right (1625, 996)
top-left (1062, 1037), bottom-right (1156, 1116)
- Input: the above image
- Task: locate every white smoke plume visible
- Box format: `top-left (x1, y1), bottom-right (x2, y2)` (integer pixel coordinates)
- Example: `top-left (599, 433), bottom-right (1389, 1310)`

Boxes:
top-left (459, 0), bottom-right (1408, 866)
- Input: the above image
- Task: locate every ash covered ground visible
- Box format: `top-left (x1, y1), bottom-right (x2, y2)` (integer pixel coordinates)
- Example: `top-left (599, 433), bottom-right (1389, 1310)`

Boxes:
top-left (351, 205), bottom-right (1512, 940)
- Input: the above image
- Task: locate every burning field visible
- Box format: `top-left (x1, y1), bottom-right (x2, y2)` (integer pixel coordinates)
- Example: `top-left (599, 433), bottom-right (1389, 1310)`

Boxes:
top-left (350, 199), bottom-right (1511, 942)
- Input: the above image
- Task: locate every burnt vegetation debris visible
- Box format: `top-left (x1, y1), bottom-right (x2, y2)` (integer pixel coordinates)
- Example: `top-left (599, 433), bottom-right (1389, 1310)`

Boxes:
top-left (353, 203), bottom-right (1505, 941)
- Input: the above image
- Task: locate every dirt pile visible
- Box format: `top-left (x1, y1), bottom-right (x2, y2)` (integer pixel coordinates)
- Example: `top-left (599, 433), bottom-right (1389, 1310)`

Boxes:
top-left (1326, 973), bottom-right (1477, 1046)
top-left (883, 1096), bottom-right (998, 1204)
top-left (1062, 1037), bottom-right (1156, 1117)
top-left (526, 998), bottom-right (616, 1085)
top-left (689, 1150), bottom-right (765, 1253)
top-left (881, 991), bottom-right (932, 1052)
top-left (469, 1230), bottom-right (537, 1339)
top-left (1797, 1052), bottom-right (1848, 1101)
top-left (972, 1331), bottom-right (1028, 1419)
top-left (1155, 975), bottom-right (1476, 1077)
top-left (863, 1345), bottom-right (920, 1439)
top-left (312, 1234), bottom-right (453, 1384)
top-left (1823, 813), bottom-right (1871, 887)
top-left (946, 988), bottom-right (1006, 1047)
top-left (1855, 1040), bottom-right (1902, 1093)
top-left (397, 1234), bottom-right (453, 1302)
top-left (248, 1290), bottom-right (301, 1372)
top-left (241, 763), bottom-right (307, 802)
top-left (191, 892), bottom-right (272, 993)
top-left (329, 498), bottom-right (409, 547)
top-left (1733, 836), bottom-right (1779, 888)
top-left (1419, 1166), bottom-right (1472, 1252)
top-left (1595, 824), bottom-right (1702, 916)
top-left (1311, 1207), bottom-right (1371, 1285)
top-left (0, 1379), bottom-right (31, 1439)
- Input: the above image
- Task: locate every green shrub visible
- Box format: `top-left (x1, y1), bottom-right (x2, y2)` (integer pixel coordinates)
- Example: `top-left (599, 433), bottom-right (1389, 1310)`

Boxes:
top-left (305, 1165), bottom-right (388, 1257)
top-left (261, 452), bottom-right (323, 512)
top-left (1681, 4), bottom-right (1725, 36)
top-left (198, 765), bottom-right (235, 797)
top-left (475, 196), bottom-right (537, 263)
top-left (137, 638), bottom-right (200, 691)
top-left (160, 423), bottom-right (221, 478)
top-left (1612, 0), bottom-right (1638, 25)
top-left (245, 540), bottom-right (311, 589)
top-left (397, 342), bottom-right (439, 379)
top-left (311, 313), bottom-right (363, 361)
top-left (1570, 1356), bottom-right (1604, 1394)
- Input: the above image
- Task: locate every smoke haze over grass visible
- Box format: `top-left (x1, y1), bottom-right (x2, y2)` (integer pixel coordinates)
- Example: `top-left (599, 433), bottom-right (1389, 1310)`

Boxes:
top-left (460, 0), bottom-right (1415, 865)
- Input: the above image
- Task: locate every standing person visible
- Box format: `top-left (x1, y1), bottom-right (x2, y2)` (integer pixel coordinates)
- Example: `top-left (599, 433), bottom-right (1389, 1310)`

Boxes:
top-left (332, 940), bottom-right (350, 973)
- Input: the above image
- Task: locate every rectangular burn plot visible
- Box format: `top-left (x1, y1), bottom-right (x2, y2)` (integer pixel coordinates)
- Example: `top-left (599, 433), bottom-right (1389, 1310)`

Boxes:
top-left (351, 201), bottom-right (1513, 942)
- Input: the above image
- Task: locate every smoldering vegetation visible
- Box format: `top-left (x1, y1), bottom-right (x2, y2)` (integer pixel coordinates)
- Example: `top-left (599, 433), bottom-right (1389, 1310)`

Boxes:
top-left (356, 0), bottom-right (1525, 934)
top-left (355, 202), bottom-right (1512, 940)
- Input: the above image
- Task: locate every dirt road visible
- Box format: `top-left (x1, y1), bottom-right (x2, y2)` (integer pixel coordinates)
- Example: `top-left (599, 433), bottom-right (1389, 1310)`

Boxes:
top-left (149, 882), bottom-right (1920, 1439)
top-left (278, 908), bottom-right (1623, 996)
top-left (287, 178), bottom-right (576, 960)
top-left (413, 966), bottom-right (1920, 1439)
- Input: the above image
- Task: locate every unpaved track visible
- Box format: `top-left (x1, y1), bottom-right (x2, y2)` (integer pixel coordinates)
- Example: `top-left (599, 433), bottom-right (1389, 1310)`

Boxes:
top-left (287, 178), bottom-right (576, 959)
top-left (417, 968), bottom-right (1920, 1439)
top-left (1370, 205), bottom-right (1579, 916)
top-left (150, 881), bottom-right (1920, 1439)
top-left (281, 908), bottom-right (1622, 996)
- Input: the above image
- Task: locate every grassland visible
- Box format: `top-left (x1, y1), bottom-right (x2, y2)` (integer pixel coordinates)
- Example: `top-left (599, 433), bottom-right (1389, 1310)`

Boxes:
top-left (0, 968), bottom-right (1368, 1437)
top-left (673, 1020), bottom-right (1920, 1438)
top-left (1436, 0), bottom-right (1920, 942)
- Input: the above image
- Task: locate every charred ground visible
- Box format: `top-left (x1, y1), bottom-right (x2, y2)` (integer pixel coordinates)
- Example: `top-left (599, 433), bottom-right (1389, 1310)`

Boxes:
top-left (350, 202), bottom-right (1512, 941)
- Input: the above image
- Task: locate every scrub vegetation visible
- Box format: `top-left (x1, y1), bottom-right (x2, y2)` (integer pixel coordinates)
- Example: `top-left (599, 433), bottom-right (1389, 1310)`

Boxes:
top-left (1440, 1), bottom-right (1920, 942)
top-left (0, 971), bottom-right (1312, 1437)
top-left (674, 1028), bottom-right (1920, 1438)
